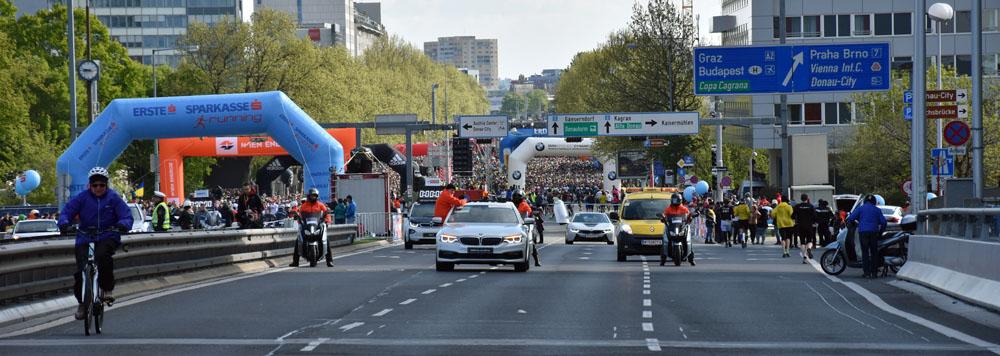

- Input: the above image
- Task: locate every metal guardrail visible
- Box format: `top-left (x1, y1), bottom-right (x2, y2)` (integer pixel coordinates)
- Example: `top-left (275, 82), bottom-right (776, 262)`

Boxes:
top-left (0, 224), bottom-right (358, 303)
top-left (917, 208), bottom-right (1000, 242)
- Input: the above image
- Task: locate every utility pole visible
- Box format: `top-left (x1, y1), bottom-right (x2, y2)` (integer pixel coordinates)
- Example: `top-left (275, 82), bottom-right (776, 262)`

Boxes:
top-left (912, 0), bottom-right (928, 212)
top-left (971, 0), bottom-right (984, 199)
top-left (779, 0), bottom-right (791, 193)
top-left (67, 0), bottom-right (78, 141)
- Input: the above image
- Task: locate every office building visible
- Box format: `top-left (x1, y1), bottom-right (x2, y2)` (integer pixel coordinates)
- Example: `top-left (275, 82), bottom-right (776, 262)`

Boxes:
top-left (710, 0), bottom-right (1000, 187)
top-left (257, 0), bottom-right (385, 56)
top-left (424, 36), bottom-right (499, 89)
top-left (528, 69), bottom-right (563, 94)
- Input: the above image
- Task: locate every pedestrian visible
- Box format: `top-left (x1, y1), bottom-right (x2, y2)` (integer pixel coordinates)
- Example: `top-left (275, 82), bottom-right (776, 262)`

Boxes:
top-left (733, 199), bottom-right (751, 246)
top-left (151, 191), bottom-right (171, 232)
top-left (755, 203), bottom-right (769, 245)
top-left (815, 199), bottom-right (835, 245)
top-left (0, 213), bottom-right (13, 233)
top-left (846, 195), bottom-right (887, 278)
top-left (716, 199), bottom-right (734, 247)
top-left (177, 202), bottom-right (194, 230)
top-left (333, 199), bottom-right (347, 224)
top-left (770, 198), bottom-right (795, 258)
top-left (704, 203), bottom-right (716, 244)
top-left (344, 196), bottom-right (357, 224)
top-left (792, 194), bottom-right (817, 264)
top-left (749, 203), bottom-right (761, 244)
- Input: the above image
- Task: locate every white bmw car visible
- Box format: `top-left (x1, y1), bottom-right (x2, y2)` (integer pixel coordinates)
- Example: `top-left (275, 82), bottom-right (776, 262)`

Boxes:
top-left (565, 212), bottom-right (614, 245)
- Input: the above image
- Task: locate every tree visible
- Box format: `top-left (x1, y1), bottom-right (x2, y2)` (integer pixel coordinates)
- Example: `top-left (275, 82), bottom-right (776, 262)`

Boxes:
top-left (525, 89), bottom-right (549, 116)
top-left (500, 92), bottom-right (527, 118)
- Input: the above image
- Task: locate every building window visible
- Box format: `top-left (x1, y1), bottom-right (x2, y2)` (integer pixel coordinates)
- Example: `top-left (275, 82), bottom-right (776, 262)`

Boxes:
top-left (839, 103), bottom-right (853, 124)
top-left (940, 17), bottom-right (954, 33)
top-left (892, 56), bottom-right (913, 71)
top-left (956, 11), bottom-right (971, 33)
top-left (894, 13), bottom-right (912, 35)
top-left (824, 103), bottom-right (838, 125)
top-left (874, 13), bottom-right (892, 35)
top-left (984, 54), bottom-right (999, 76)
top-left (956, 55), bottom-right (972, 76)
top-left (984, 9), bottom-right (999, 32)
top-left (854, 14), bottom-right (871, 36)
top-left (824, 15), bottom-right (837, 37)
top-left (838, 15), bottom-right (851, 36)
top-left (787, 16), bottom-right (802, 37)
top-left (803, 15), bottom-right (820, 37)
top-left (805, 103), bottom-right (822, 125)
top-left (775, 104), bottom-right (803, 125)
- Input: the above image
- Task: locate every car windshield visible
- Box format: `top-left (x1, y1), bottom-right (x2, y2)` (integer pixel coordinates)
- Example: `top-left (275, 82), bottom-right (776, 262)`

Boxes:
top-left (16, 221), bottom-right (59, 233)
top-left (573, 214), bottom-right (609, 223)
top-left (410, 204), bottom-right (435, 218)
top-left (446, 205), bottom-right (520, 224)
top-left (130, 205), bottom-right (142, 224)
top-left (879, 207), bottom-right (899, 215)
top-left (621, 199), bottom-right (669, 220)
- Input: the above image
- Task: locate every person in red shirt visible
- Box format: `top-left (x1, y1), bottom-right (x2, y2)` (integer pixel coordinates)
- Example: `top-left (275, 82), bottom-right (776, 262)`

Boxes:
top-left (434, 184), bottom-right (467, 220)
top-left (511, 190), bottom-right (541, 267)
top-left (661, 194), bottom-right (695, 266)
top-left (291, 188), bottom-right (333, 267)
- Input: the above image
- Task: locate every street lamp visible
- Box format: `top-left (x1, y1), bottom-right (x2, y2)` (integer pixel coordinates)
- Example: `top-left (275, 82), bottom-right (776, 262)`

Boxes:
top-left (749, 151), bottom-right (758, 199)
top-left (928, 2), bottom-right (953, 151)
top-left (150, 45), bottom-right (197, 192)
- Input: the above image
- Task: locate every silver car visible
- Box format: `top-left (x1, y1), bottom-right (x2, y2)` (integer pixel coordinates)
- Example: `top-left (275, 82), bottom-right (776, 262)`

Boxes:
top-left (565, 212), bottom-right (614, 245)
top-left (5, 219), bottom-right (61, 241)
top-left (435, 202), bottom-right (535, 272)
top-left (404, 202), bottom-right (442, 249)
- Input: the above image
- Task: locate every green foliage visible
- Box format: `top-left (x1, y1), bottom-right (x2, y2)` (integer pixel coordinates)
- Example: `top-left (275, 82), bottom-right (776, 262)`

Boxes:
top-left (499, 92), bottom-right (527, 118)
top-left (839, 68), bottom-right (1000, 204)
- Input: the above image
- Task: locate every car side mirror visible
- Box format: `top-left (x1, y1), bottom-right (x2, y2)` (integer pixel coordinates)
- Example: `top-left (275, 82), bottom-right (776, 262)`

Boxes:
top-left (524, 217), bottom-right (535, 225)
top-left (431, 217), bottom-right (443, 226)
top-left (609, 212), bottom-right (619, 221)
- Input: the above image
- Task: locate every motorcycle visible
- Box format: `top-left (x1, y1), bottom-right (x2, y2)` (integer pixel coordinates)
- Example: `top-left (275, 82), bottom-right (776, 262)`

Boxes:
top-left (659, 214), bottom-right (694, 266)
top-left (299, 212), bottom-right (328, 267)
top-left (820, 215), bottom-right (913, 276)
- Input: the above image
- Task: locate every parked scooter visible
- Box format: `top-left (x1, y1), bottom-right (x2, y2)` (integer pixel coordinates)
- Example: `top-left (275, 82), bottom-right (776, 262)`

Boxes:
top-left (659, 214), bottom-right (694, 266)
top-left (820, 215), bottom-right (914, 276)
top-left (299, 212), bottom-right (328, 267)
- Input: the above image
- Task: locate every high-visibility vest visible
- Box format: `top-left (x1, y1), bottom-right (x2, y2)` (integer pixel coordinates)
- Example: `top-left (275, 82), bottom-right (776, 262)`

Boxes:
top-left (152, 202), bottom-right (171, 230)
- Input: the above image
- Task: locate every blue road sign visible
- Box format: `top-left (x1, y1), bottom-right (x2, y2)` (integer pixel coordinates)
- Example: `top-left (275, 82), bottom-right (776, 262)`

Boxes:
top-left (683, 155), bottom-right (695, 166)
top-left (694, 43), bottom-right (890, 95)
top-left (654, 161), bottom-right (665, 176)
top-left (677, 167), bottom-right (686, 177)
top-left (931, 148), bottom-right (954, 176)
top-left (904, 90), bottom-right (914, 104)
top-left (904, 106), bottom-right (913, 121)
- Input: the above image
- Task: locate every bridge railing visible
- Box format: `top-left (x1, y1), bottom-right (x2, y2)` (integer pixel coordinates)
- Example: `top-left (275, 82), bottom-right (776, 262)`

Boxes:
top-left (0, 224), bottom-right (358, 303)
top-left (917, 208), bottom-right (1000, 242)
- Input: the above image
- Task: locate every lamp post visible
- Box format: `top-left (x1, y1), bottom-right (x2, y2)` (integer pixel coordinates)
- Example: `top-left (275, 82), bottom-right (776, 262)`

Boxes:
top-left (150, 46), bottom-right (197, 192)
top-left (750, 151), bottom-right (758, 200)
top-left (928, 2), bottom-right (954, 196)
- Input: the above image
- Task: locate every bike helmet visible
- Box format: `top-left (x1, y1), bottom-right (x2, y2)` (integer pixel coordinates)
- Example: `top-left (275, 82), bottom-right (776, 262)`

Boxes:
top-left (88, 166), bottom-right (110, 181)
top-left (307, 188), bottom-right (320, 196)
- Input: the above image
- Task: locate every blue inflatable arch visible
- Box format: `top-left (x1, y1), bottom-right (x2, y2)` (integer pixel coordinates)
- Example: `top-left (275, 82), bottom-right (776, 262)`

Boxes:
top-left (56, 91), bottom-right (344, 203)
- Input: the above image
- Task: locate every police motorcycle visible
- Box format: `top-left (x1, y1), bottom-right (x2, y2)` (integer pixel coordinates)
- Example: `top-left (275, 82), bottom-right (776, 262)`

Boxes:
top-left (658, 213), bottom-right (694, 266)
top-left (820, 214), bottom-right (913, 276)
top-left (298, 211), bottom-right (329, 267)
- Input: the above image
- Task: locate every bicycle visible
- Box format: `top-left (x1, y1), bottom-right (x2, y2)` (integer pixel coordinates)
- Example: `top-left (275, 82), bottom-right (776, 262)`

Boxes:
top-left (76, 226), bottom-right (123, 336)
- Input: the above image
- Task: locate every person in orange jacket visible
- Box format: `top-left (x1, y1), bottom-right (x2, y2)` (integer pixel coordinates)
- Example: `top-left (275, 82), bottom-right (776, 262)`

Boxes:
top-left (434, 183), bottom-right (467, 220)
top-left (291, 188), bottom-right (333, 267)
top-left (512, 190), bottom-right (541, 267)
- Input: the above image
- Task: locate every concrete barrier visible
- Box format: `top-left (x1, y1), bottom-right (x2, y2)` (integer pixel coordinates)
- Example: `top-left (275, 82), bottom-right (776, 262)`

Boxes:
top-left (896, 208), bottom-right (1000, 312)
top-left (0, 224), bottom-right (358, 302)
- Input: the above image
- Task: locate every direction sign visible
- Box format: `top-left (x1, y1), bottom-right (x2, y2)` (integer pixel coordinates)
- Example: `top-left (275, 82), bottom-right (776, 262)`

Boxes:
top-left (457, 115), bottom-right (509, 138)
top-left (943, 120), bottom-right (971, 146)
top-left (683, 155), bottom-right (695, 167)
top-left (948, 146), bottom-right (967, 156)
top-left (694, 43), bottom-right (890, 95)
top-left (375, 114), bottom-right (417, 135)
top-left (711, 166), bottom-right (729, 173)
top-left (926, 105), bottom-right (969, 119)
top-left (931, 148), bottom-right (955, 176)
top-left (644, 138), bottom-right (664, 148)
top-left (903, 89), bottom-right (968, 104)
top-left (547, 112), bottom-right (699, 137)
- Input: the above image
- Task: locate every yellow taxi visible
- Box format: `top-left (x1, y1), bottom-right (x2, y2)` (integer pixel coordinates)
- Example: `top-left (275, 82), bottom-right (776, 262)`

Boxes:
top-left (610, 188), bottom-right (678, 262)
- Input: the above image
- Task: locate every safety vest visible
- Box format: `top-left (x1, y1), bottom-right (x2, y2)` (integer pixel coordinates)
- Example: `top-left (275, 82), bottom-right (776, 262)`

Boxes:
top-left (152, 202), bottom-right (171, 230)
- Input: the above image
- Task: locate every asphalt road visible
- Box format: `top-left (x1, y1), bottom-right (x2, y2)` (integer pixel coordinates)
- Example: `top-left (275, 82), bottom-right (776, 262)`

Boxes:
top-left (1, 223), bottom-right (998, 355)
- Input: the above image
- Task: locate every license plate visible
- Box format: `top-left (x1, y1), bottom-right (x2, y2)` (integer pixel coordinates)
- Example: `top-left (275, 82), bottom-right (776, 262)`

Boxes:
top-left (641, 239), bottom-right (663, 246)
top-left (468, 247), bottom-right (493, 255)
top-left (423, 233), bottom-right (436, 237)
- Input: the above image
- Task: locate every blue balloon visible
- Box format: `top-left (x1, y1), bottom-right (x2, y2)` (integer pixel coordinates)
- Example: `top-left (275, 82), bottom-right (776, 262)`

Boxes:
top-left (874, 194), bottom-right (886, 206)
top-left (22, 170), bottom-right (40, 192)
top-left (926, 192), bottom-right (937, 201)
top-left (695, 180), bottom-right (710, 195)
top-left (683, 186), bottom-right (696, 201)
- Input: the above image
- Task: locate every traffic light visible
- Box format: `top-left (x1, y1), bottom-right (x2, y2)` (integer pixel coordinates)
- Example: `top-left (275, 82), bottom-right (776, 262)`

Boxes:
top-left (711, 150), bottom-right (718, 165)
top-left (452, 138), bottom-right (473, 176)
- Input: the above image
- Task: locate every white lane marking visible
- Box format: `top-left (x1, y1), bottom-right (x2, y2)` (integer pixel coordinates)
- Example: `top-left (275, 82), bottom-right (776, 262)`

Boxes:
top-left (579, 257), bottom-right (590, 260)
top-left (299, 338), bottom-right (329, 352)
top-left (469, 275), bottom-right (479, 279)
top-left (584, 252), bottom-right (593, 255)
top-left (455, 278), bottom-right (467, 283)
top-left (0, 241), bottom-right (402, 338)
top-left (642, 323), bottom-right (655, 332)
top-left (399, 299), bottom-right (416, 305)
top-left (643, 311), bottom-right (652, 319)
top-left (439, 283), bottom-right (453, 288)
top-left (371, 308), bottom-right (393, 317)
top-left (390, 256), bottom-right (400, 259)
top-left (643, 290), bottom-right (651, 295)
top-left (490, 266), bottom-right (499, 270)
top-left (807, 259), bottom-right (1000, 354)
top-left (643, 299), bottom-right (652, 307)
top-left (366, 330), bottom-right (374, 336)
top-left (822, 282), bottom-right (917, 336)
top-left (480, 271), bottom-right (486, 274)
top-left (804, 282), bottom-right (876, 330)
top-left (646, 338), bottom-right (662, 351)
top-left (643, 284), bottom-right (651, 289)
top-left (422, 289), bottom-right (436, 295)
top-left (679, 327), bottom-right (688, 340)
top-left (339, 322), bottom-right (365, 332)
top-left (644, 272), bottom-right (650, 276)
top-left (613, 326), bottom-right (618, 339)
top-left (517, 309), bottom-right (527, 314)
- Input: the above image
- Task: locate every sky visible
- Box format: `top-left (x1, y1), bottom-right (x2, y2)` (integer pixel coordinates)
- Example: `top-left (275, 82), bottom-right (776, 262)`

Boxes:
top-left (378, 0), bottom-right (720, 79)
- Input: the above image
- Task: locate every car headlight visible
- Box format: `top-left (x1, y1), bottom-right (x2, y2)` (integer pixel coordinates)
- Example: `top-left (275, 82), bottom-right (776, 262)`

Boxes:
top-left (603, 229), bottom-right (614, 233)
top-left (568, 227), bottom-right (579, 233)
top-left (440, 234), bottom-right (458, 243)
top-left (620, 224), bottom-right (633, 235)
top-left (503, 234), bottom-right (523, 244)
top-left (409, 222), bottom-right (420, 228)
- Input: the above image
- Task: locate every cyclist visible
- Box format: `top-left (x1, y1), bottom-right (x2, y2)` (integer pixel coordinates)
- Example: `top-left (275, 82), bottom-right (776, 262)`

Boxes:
top-left (512, 190), bottom-right (541, 267)
top-left (290, 188), bottom-right (333, 267)
top-left (58, 167), bottom-right (133, 320)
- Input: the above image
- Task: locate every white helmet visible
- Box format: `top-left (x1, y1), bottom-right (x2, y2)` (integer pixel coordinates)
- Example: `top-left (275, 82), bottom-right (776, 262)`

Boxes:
top-left (88, 166), bottom-right (110, 181)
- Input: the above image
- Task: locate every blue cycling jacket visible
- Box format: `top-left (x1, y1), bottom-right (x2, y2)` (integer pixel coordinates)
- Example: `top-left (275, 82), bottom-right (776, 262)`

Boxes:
top-left (58, 188), bottom-right (134, 246)
top-left (846, 201), bottom-right (887, 234)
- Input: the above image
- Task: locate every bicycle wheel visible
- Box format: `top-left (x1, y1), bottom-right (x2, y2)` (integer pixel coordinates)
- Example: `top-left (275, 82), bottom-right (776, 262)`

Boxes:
top-left (83, 268), bottom-right (94, 336)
